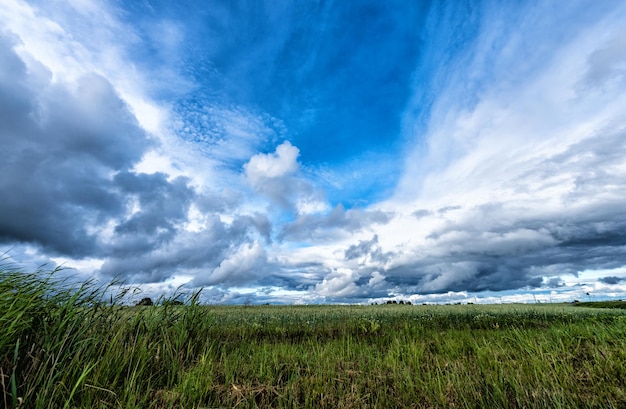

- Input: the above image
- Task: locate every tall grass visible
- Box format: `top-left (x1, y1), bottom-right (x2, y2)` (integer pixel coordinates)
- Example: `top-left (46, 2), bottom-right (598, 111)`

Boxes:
top-left (2, 267), bottom-right (626, 408)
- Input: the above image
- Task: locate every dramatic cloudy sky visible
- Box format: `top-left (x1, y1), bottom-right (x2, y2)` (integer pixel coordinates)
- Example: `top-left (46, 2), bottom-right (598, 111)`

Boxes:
top-left (2, 0), bottom-right (626, 304)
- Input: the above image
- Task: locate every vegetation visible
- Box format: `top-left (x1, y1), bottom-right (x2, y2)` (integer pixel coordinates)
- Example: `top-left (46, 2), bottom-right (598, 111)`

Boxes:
top-left (573, 300), bottom-right (626, 310)
top-left (2, 267), bottom-right (626, 408)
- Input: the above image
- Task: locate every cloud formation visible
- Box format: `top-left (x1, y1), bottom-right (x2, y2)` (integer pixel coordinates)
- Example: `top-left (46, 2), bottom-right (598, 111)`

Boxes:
top-left (0, 30), bottom-right (267, 289)
top-left (244, 141), bottom-right (328, 215)
top-left (0, 32), bottom-right (149, 256)
top-left (2, 1), bottom-right (626, 304)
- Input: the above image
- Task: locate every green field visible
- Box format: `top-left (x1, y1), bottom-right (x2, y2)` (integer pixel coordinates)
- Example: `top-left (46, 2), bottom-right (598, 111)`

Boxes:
top-left (2, 269), bottom-right (626, 408)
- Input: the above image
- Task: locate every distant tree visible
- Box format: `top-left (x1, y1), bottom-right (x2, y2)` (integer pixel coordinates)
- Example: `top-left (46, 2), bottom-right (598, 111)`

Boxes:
top-left (135, 297), bottom-right (153, 306)
top-left (161, 299), bottom-right (184, 306)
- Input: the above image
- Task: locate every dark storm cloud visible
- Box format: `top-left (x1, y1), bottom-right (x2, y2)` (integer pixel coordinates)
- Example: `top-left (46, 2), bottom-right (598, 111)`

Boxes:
top-left (344, 235), bottom-right (394, 264)
top-left (279, 204), bottom-right (392, 241)
top-left (345, 235), bottom-right (379, 260)
top-left (0, 32), bottom-right (268, 288)
top-left (229, 213), bottom-right (273, 244)
top-left (100, 215), bottom-right (244, 283)
top-left (382, 205), bottom-right (626, 295)
top-left (0, 32), bottom-right (150, 256)
top-left (599, 276), bottom-right (625, 285)
top-left (109, 172), bottom-right (195, 255)
top-left (544, 277), bottom-right (564, 288)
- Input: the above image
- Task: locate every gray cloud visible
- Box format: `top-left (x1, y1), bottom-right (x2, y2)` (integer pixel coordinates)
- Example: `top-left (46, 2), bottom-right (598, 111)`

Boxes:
top-left (229, 213), bottom-right (273, 244)
top-left (0, 32), bottom-right (270, 289)
top-left (279, 204), bottom-right (392, 241)
top-left (377, 121), bottom-right (626, 296)
top-left (599, 276), bottom-right (625, 285)
top-left (344, 234), bottom-right (393, 265)
top-left (381, 203), bottom-right (626, 295)
top-left (345, 235), bottom-right (379, 260)
top-left (98, 208), bottom-right (274, 286)
top-left (581, 29), bottom-right (626, 89)
top-left (0, 33), bottom-right (150, 257)
top-left (109, 172), bottom-right (195, 256)
top-left (412, 209), bottom-right (431, 219)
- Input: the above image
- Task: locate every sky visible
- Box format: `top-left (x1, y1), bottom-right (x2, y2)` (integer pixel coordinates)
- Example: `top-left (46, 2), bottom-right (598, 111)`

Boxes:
top-left (1, 0), bottom-right (626, 305)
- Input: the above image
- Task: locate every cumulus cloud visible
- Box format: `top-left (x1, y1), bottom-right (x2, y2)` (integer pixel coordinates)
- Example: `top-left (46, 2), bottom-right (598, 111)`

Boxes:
top-left (0, 30), bottom-right (270, 289)
top-left (344, 235), bottom-right (392, 264)
top-left (193, 241), bottom-right (267, 287)
top-left (108, 172), bottom-right (196, 257)
top-left (0, 32), bottom-right (150, 256)
top-left (245, 140), bottom-right (299, 187)
top-left (244, 141), bottom-right (327, 214)
top-left (313, 268), bottom-right (360, 298)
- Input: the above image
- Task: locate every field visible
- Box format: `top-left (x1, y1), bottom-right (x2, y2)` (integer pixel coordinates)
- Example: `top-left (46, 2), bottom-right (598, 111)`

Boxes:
top-left (2, 269), bottom-right (626, 408)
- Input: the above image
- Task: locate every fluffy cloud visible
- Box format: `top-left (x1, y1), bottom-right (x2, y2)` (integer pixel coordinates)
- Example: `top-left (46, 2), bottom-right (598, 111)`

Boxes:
top-left (97, 214), bottom-right (257, 284)
top-left (245, 140), bottom-right (299, 188)
top-left (0, 31), bottom-right (269, 289)
top-left (314, 268), bottom-right (360, 298)
top-left (193, 241), bottom-right (267, 287)
top-left (244, 141), bottom-right (327, 214)
top-left (0, 32), bottom-right (150, 256)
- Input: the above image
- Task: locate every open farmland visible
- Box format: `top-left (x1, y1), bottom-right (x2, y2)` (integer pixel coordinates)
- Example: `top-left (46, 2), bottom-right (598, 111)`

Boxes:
top-left (2, 269), bottom-right (626, 408)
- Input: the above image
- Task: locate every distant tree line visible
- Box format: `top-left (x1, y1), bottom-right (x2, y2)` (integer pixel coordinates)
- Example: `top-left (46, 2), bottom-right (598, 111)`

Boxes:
top-left (134, 297), bottom-right (184, 306)
top-left (371, 300), bottom-right (412, 305)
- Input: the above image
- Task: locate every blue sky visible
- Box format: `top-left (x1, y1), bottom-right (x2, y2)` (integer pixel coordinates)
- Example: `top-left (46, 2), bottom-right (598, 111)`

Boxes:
top-left (1, 0), bottom-right (626, 304)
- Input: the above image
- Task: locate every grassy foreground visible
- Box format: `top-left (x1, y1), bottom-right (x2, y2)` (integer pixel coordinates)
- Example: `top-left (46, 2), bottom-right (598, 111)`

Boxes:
top-left (2, 268), bottom-right (626, 408)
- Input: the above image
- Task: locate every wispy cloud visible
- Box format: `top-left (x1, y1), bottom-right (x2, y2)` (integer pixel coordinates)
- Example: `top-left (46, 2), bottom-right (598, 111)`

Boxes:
top-left (372, 1), bottom-right (626, 299)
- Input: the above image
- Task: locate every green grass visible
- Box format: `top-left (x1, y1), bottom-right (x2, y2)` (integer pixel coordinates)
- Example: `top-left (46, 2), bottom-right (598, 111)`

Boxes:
top-left (573, 300), bottom-right (626, 309)
top-left (2, 267), bottom-right (626, 408)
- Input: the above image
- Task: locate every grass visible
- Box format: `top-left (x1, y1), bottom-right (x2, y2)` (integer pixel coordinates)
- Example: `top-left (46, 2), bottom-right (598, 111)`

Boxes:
top-left (573, 300), bottom-right (626, 310)
top-left (2, 267), bottom-right (626, 408)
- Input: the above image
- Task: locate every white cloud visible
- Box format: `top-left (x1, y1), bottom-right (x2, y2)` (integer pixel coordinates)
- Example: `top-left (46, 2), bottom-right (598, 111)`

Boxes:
top-left (242, 141), bottom-right (330, 215)
top-left (397, 5), bottom-right (626, 207)
top-left (3, 0), bottom-right (626, 304)
top-left (367, 271), bottom-right (387, 288)
top-left (314, 268), bottom-right (360, 298)
top-left (244, 141), bottom-right (299, 185)
top-left (383, 4), bottom-right (626, 241)
top-left (195, 241), bottom-right (267, 286)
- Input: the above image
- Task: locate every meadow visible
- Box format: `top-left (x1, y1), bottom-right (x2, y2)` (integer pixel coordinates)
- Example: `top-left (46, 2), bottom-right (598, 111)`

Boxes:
top-left (2, 268), bottom-right (626, 408)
